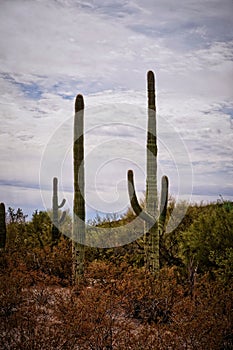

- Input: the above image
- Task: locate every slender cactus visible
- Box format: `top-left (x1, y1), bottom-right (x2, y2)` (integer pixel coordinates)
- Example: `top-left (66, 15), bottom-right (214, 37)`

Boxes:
top-left (0, 202), bottom-right (6, 250)
top-left (72, 94), bottom-right (86, 284)
top-left (51, 177), bottom-right (66, 246)
top-left (127, 71), bottom-right (169, 276)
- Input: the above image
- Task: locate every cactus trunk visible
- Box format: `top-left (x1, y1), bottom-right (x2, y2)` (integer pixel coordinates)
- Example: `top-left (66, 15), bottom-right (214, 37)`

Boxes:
top-left (127, 70), bottom-right (169, 277)
top-left (145, 70), bottom-right (159, 273)
top-left (72, 94), bottom-right (86, 284)
top-left (0, 202), bottom-right (6, 250)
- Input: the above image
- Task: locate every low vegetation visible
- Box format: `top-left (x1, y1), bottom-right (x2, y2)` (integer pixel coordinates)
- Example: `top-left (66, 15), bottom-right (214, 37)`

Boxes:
top-left (0, 200), bottom-right (233, 349)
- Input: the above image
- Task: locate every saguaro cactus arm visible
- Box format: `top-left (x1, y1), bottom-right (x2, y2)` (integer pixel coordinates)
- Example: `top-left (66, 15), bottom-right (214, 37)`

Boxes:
top-left (127, 170), bottom-right (155, 226)
top-left (52, 177), bottom-right (66, 245)
top-left (59, 211), bottom-right (66, 225)
top-left (58, 199), bottom-right (66, 209)
top-left (159, 175), bottom-right (169, 234)
top-left (52, 177), bottom-right (66, 223)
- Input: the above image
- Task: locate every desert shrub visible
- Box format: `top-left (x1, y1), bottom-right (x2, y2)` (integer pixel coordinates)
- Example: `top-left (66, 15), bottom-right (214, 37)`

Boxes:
top-left (171, 276), bottom-right (233, 350)
top-left (0, 273), bottom-right (23, 318)
top-left (0, 202), bottom-right (232, 349)
top-left (180, 202), bottom-right (233, 280)
top-left (0, 258), bottom-right (232, 349)
top-left (24, 237), bottom-right (73, 286)
top-left (122, 267), bottom-right (182, 325)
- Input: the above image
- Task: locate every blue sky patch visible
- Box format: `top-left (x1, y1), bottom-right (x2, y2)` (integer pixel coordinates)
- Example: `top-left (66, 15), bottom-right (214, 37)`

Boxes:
top-left (19, 81), bottom-right (43, 100)
top-left (219, 105), bottom-right (233, 119)
top-left (1, 73), bottom-right (43, 100)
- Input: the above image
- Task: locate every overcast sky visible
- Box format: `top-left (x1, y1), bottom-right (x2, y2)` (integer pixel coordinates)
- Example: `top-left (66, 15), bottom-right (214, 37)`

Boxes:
top-left (0, 0), bottom-right (232, 220)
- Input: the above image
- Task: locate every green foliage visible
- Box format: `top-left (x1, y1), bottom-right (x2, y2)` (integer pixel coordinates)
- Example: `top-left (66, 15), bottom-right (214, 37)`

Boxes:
top-left (26, 210), bottom-right (52, 248)
top-left (158, 200), bottom-right (200, 269)
top-left (209, 247), bottom-right (233, 283)
top-left (6, 207), bottom-right (28, 249)
top-left (180, 202), bottom-right (233, 280)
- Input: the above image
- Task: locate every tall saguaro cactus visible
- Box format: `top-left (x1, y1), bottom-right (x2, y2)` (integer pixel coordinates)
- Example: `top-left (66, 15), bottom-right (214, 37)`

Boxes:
top-left (127, 71), bottom-right (169, 276)
top-left (72, 94), bottom-right (86, 284)
top-left (51, 177), bottom-right (66, 246)
top-left (0, 202), bottom-right (6, 250)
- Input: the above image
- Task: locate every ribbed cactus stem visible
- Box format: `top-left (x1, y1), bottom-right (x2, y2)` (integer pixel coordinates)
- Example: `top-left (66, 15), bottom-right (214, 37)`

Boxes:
top-left (0, 202), bottom-right (6, 250)
top-left (145, 70), bottom-right (159, 273)
top-left (127, 70), bottom-right (169, 276)
top-left (146, 71), bottom-right (158, 213)
top-left (53, 177), bottom-right (59, 226)
top-left (72, 94), bottom-right (86, 284)
top-left (52, 177), bottom-right (66, 245)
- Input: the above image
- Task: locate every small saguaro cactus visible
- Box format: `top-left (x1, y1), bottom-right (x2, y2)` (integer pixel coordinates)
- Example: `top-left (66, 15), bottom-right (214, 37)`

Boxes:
top-left (51, 177), bottom-right (66, 245)
top-left (0, 202), bottom-right (7, 250)
top-left (127, 70), bottom-right (169, 276)
top-left (72, 94), bottom-right (86, 284)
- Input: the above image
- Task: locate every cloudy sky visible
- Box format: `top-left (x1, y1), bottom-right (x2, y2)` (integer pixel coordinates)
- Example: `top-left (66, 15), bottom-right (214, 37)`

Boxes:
top-left (0, 0), bottom-right (232, 220)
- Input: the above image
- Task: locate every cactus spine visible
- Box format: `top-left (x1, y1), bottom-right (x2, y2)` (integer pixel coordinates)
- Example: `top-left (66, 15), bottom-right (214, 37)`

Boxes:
top-left (127, 71), bottom-right (169, 276)
top-left (72, 94), bottom-right (86, 284)
top-left (0, 202), bottom-right (6, 250)
top-left (51, 177), bottom-right (66, 246)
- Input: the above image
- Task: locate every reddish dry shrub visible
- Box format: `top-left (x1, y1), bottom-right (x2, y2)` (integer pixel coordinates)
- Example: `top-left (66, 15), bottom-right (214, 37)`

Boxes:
top-left (0, 256), bottom-right (232, 349)
top-left (23, 238), bottom-right (72, 286)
